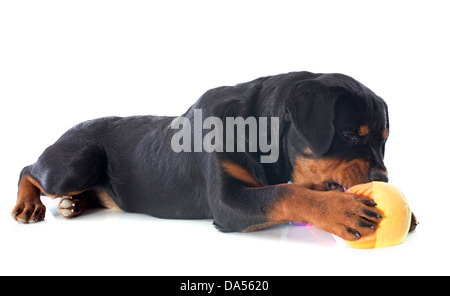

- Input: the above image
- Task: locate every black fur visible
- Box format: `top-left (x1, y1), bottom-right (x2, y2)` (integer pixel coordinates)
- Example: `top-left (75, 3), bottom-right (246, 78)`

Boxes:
top-left (17, 71), bottom-right (390, 232)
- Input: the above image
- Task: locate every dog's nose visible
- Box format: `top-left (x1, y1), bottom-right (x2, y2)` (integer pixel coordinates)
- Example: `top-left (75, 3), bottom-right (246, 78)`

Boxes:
top-left (369, 170), bottom-right (389, 182)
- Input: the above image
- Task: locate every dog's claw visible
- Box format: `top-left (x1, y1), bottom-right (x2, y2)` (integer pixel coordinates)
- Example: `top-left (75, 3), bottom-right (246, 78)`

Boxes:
top-left (363, 210), bottom-right (382, 219)
top-left (348, 229), bottom-right (361, 239)
top-left (359, 221), bottom-right (375, 229)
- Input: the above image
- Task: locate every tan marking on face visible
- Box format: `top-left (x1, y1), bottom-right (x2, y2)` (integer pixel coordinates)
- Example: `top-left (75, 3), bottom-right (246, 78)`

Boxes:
top-left (382, 128), bottom-right (389, 140)
top-left (303, 147), bottom-right (313, 155)
top-left (359, 125), bottom-right (369, 136)
top-left (291, 157), bottom-right (370, 190)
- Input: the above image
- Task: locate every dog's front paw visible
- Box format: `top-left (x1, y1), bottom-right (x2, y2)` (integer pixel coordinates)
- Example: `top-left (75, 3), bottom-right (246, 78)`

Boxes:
top-left (307, 191), bottom-right (383, 241)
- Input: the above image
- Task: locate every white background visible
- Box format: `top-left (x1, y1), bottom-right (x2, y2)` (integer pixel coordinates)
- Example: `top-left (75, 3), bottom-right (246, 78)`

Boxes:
top-left (1, 0), bottom-right (449, 276)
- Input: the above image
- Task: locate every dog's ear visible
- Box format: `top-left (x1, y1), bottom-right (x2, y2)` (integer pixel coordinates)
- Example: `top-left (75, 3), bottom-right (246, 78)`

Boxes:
top-left (286, 81), bottom-right (343, 156)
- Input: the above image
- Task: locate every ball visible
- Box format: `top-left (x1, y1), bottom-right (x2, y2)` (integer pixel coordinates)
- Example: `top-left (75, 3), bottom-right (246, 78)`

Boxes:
top-left (345, 181), bottom-right (411, 249)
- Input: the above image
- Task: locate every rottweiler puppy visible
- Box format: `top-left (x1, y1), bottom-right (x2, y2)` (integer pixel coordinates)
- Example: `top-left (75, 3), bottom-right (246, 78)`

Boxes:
top-left (11, 71), bottom-right (417, 241)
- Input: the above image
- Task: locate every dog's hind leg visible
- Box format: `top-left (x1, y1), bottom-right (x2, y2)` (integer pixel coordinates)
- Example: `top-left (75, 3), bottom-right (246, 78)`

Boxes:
top-left (12, 135), bottom-right (108, 223)
top-left (11, 166), bottom-right (101, 223)
top-left (11, 168), bottom-right (47, 223)
top-left (57, 190), bottom-right (103, 219)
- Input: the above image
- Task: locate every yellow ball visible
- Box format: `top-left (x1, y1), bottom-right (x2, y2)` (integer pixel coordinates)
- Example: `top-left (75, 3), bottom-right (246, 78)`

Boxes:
top-left (345, 181), bottom-right (411, 249)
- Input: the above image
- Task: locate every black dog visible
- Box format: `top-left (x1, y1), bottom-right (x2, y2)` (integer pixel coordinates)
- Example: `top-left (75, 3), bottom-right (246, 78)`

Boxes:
top-left (11, 71), bottom-right (417, 241)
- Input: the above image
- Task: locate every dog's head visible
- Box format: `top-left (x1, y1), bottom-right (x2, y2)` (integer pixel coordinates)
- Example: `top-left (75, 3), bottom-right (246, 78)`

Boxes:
top-left (284, 73), bottom-right (389, 191)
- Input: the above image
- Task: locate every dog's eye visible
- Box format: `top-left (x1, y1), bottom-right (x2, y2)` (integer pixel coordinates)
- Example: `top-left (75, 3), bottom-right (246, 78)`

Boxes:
top-left (341, 131), bottom-right (359, 144)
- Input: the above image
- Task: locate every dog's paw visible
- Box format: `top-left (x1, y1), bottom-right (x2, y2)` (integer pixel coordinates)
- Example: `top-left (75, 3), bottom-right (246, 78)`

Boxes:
top-left (11, 199), bottom-right (46, 224)
top-left (307, 191), bottom-right (383, 241)
top-left (58, 196), bottom-right (87, 219)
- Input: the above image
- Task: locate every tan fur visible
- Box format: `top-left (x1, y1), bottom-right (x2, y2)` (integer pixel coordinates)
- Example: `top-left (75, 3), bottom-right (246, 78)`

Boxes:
top-left (95, 189), bottom-right (121, 210)
top-left (221, 160), bottom-right (261, 187)
top-left (359, 125), bottom-right (369, 136)
top-left (291, 157), bottom-right (370, 190)
top-left (382, 128), bottom-right (389, 140)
